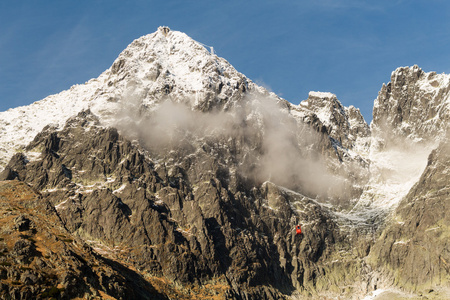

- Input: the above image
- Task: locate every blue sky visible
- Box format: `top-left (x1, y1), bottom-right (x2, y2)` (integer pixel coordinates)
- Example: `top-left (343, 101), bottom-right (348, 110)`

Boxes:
top-left (1, 0), bottom-right (450, 122)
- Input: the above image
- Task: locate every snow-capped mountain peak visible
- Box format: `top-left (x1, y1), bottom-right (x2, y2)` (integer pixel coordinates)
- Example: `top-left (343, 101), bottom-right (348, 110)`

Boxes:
top-left (0, 27), bottom-right (272, 171)
top-left (106, 26), bottom-right (266, 110)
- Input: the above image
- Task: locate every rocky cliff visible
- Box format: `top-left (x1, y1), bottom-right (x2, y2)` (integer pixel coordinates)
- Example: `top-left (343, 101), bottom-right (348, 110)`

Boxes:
top-left (365, 66), bottom-right (450, 299)
top-left (372, 65), bottom-right (450, 147)
top-left (369, 133), bottom-right (450, 294)
top-left (0, 27), bottom-right (449, 299)
top-left (0, 109), bottom-right (364, 299)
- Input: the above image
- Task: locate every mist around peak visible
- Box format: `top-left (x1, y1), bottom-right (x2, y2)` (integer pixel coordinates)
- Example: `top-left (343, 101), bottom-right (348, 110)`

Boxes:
top-left (112, 92), bottom-right (351, 201)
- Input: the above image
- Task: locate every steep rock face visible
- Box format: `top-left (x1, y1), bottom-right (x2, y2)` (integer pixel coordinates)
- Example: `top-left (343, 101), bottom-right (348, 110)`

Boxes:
top-left (350, 66), bottom-right (450, 229)
top-left (369, 134), bottom-right (450, 294)
top-left (291, 92), bottom-right (371, 207)
top-left (1, 110), bottom-right (363, 299)
top-left (372, 65), bottom-right (450, 147)
top-left (343, 68), bottom-right (450, 299)
top-left (0, 27), bottom-right (369, 210)
top-left (298, 91), bottom-right (370, 151)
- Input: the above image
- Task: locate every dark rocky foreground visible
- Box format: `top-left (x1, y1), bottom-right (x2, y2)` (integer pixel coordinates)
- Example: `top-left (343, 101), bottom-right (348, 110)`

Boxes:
top-left (0, 180), bottom-right (168, 300)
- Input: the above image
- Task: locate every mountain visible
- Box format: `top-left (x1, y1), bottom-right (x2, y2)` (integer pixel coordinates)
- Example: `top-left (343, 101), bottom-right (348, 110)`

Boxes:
top-left (0, 27), bottom-right (449, 299)
top-left (0, 26), bottom-right (273, 171)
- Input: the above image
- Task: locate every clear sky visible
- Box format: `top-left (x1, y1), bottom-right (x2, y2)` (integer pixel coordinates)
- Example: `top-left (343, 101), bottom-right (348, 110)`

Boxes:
top-left (1, 0), bottom-right (450, 122)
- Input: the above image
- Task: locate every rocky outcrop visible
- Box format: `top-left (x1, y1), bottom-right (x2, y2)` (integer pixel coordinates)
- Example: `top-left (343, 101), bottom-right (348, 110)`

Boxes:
top-left (0, 180), bottom-right (168, 300)
top-left (372, 65), bottom-right (450, 147)
top-left (299, 92), bottom-right (370, 151)
top-left (291, 92), bottom-right (371, 208)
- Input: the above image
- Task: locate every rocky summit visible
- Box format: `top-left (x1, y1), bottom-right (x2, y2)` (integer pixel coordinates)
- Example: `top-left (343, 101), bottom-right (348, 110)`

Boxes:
top-left (0, 27), bottom-right (449, 299)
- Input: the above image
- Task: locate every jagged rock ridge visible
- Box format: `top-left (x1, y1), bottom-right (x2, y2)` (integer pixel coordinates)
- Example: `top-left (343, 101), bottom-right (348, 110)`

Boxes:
top-left (372, 65), bottom-right (450, 146)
